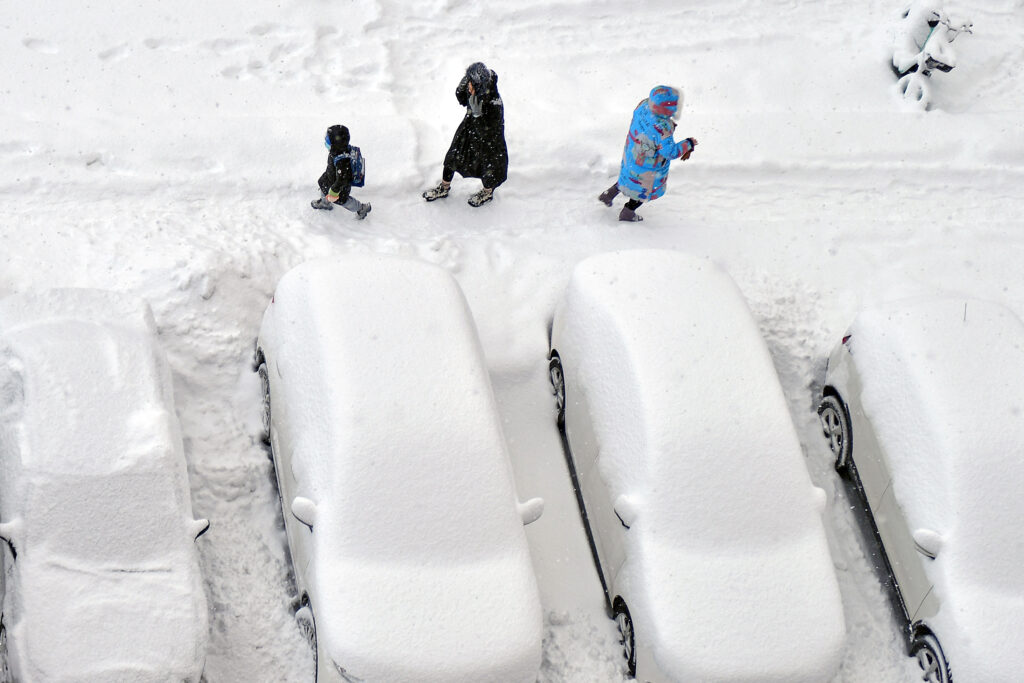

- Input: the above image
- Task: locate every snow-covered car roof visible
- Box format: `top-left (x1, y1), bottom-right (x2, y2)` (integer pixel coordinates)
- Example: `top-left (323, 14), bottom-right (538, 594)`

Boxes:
top-left (258, 255), bottom-right (542, 681)
top-left (554, 250), bottom-right (844, 680)
top-left (0, 288), bottom-right (208, 681)
top-left (842, 296), bottom-right (1024, 679)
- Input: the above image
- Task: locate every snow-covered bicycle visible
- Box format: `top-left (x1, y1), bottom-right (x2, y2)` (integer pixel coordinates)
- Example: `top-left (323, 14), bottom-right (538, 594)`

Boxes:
top-left (892, 2), bottom-right (972, 110)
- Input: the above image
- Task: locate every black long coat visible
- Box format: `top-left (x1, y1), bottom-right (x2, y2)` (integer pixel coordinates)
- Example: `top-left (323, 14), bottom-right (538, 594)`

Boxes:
top-left (443, 72), bottom-right (508, 189)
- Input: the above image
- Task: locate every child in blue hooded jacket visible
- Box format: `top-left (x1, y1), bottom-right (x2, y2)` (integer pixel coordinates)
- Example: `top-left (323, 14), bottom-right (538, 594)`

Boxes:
top-left (599, 86), bottom-right (697, 221)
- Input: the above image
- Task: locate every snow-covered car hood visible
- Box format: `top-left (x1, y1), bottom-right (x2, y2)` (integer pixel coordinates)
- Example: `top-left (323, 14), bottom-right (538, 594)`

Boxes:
top-left (12, 556), bottom-right (207, 682)
top-left (621, 531), bottom-right (845, 683)
top-left (312, 554), bottom-right (542, 683)
top-left (934, 584), bottom-right (1024, 683)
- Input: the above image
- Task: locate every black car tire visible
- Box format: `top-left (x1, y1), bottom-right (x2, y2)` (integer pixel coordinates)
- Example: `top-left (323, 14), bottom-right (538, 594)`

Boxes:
top-left (1, 621), bottom-right (10, 683)
top-left (258, 362), bottom-right (271, 446)
top-left (911, 632), bottom-right (952, 683)
top-left (818, 394), bottom-right (851, 472)
top-left (614, 599), bottom-right (636, 677)
top-left (549, 354), bottom-right (565, 427)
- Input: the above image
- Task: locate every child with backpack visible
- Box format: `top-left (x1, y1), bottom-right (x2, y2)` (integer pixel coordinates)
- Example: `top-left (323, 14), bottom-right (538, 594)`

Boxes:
top-left (311, 124), bottom-right (371, 219)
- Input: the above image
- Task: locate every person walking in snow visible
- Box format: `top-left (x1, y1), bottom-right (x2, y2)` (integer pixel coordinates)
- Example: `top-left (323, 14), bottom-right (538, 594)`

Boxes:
top-left (422, 62), bottom-right (508, 207)
top-left (312, 124), bottom-right (371, 219)
top-left (599, 85), bottom-right (697, 222)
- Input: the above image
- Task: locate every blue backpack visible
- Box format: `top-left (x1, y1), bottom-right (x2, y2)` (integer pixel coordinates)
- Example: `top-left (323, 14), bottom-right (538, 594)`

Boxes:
top-left (333, 146), bottom-right (365, 187)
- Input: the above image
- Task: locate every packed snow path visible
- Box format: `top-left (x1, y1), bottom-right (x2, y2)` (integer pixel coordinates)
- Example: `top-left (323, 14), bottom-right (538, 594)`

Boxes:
top-left (3, 0), bottom-right (1024, 680)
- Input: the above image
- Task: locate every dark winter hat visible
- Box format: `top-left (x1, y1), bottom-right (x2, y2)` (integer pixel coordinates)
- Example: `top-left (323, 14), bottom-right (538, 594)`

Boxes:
top-left (465, 62), bottom-right (492, 90)
top-left (325, 124), bottom-right (350, 149)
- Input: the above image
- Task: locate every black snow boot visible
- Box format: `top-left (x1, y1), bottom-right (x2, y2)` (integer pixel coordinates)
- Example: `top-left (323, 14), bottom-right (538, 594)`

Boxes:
top-left (618, 206), bottom-right (643, 222)
top-left (356, 202), bottom-right (372, 220)
top-left (311, 196), bottom-right (334, 210)
top-left (598, 184), bottom-right (619, 206)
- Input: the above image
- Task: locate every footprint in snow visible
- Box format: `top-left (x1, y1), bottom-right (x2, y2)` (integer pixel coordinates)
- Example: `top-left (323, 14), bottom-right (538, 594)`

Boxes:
top-left (23, 38), bottom-right (58, 54)
top-left (98, 44), bottom-right (130, 62)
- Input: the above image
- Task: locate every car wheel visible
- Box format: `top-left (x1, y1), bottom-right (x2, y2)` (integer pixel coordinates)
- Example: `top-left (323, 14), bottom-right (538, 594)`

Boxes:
top-left (258, 362), bottom-right (271, 446)
top-left (1, 621), bottom-right (10, 683)
top-left (295, 601), bottom-right (318, 681)
top-left (818, 394), bottom-right (851, 472)
top-left (614, 599), bottom-right (636, 677)
top-left (549, 354), bottom-right (565, 427)
top-left (911, 632), bottom-right (951, 683)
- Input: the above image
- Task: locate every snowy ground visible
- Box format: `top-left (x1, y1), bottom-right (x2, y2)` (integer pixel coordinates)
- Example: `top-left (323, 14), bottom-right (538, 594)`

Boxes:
top-left (3, 0), bottom-right (1024, 680)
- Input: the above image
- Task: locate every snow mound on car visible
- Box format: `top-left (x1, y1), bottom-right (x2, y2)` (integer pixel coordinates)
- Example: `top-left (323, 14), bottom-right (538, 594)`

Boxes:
top-left (849, 296), bottom-right (1024, 681)
top-left (258, 255), bottom-right (543, 682)
top-left (555, 249), bottom-right (845, 681)
top-left (0, 288), bottom-right (208, 681)
top-left (0, 288), bottom-right (174, 475)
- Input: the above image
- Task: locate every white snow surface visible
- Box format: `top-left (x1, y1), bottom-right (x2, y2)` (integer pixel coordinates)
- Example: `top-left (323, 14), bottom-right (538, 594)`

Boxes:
top-left (553, 250), bottom-right (845, 682)
top-left (0, 290), bottom-right (208, 682)
top-left (845, 296), bottom-right (1024, 682)
top-left (257, 255), bottom-right (543, 682)
top-left (2, 0), bottom-right (1024, 680)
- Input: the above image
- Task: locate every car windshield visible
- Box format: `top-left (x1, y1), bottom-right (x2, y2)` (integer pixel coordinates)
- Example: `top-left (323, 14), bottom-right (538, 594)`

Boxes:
top-left (24, 469), bottom-right (187, 566)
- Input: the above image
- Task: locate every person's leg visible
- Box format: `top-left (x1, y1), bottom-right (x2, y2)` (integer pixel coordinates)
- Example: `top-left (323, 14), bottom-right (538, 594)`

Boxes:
top-left (598, 183), bottom-right (619, 206)
top-left (619, 198), bottom-right (644, 222)
top-left (312, 173), bottom-right (335, 208)
top-left (338, 196), bottom-right (372, 219)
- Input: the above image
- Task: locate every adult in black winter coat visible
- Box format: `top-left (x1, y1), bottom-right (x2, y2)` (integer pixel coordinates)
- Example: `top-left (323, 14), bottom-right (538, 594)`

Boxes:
top-left (422, 62), bottom-right (508, 207)
top-left (311, 124), bottom-right (371, 219)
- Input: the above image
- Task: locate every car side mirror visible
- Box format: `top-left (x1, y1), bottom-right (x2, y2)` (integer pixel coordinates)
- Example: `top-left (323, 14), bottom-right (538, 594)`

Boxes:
top-left (291, 497), bottom-right (317, 531)
top-left (518, 497), bottom-right (544, 526)
top-left (810, 486), bottom-right (827, 514)
top-left (913, 528), bottom-right (943, 559)
top-left (191, 518), bottom-right (211, 540)
top-left (613, 495), bottom-right (638, 529)
top-left (0, 519), bottom-right (23, 560)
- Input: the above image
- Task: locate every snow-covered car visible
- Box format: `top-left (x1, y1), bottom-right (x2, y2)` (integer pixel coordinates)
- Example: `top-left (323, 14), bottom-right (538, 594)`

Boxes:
top-left (548, 250), bottom-right (846, 683)
top-left (818, 296), bottom-right (1024, 683)
top-left (0, 289), bottom-right (210, 682)
top-left (255, 255), bottom-right (544, 683)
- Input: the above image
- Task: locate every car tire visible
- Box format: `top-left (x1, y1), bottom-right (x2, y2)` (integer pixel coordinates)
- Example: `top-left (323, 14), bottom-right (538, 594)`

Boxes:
top-left (613, 599), bottom-right (636, 677)
top-left (818, 394), bottom-right (851, 472)
top-left (258, 362), bottom-right (271, 446)
top-left (549, 354), bottom-right (565, 427)
top-left (295, 600), bottom-right (318, 681)
top-left (911, 631), bottom-right (951, 683)
top-left (1, 620), bottom-right (10, 683)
